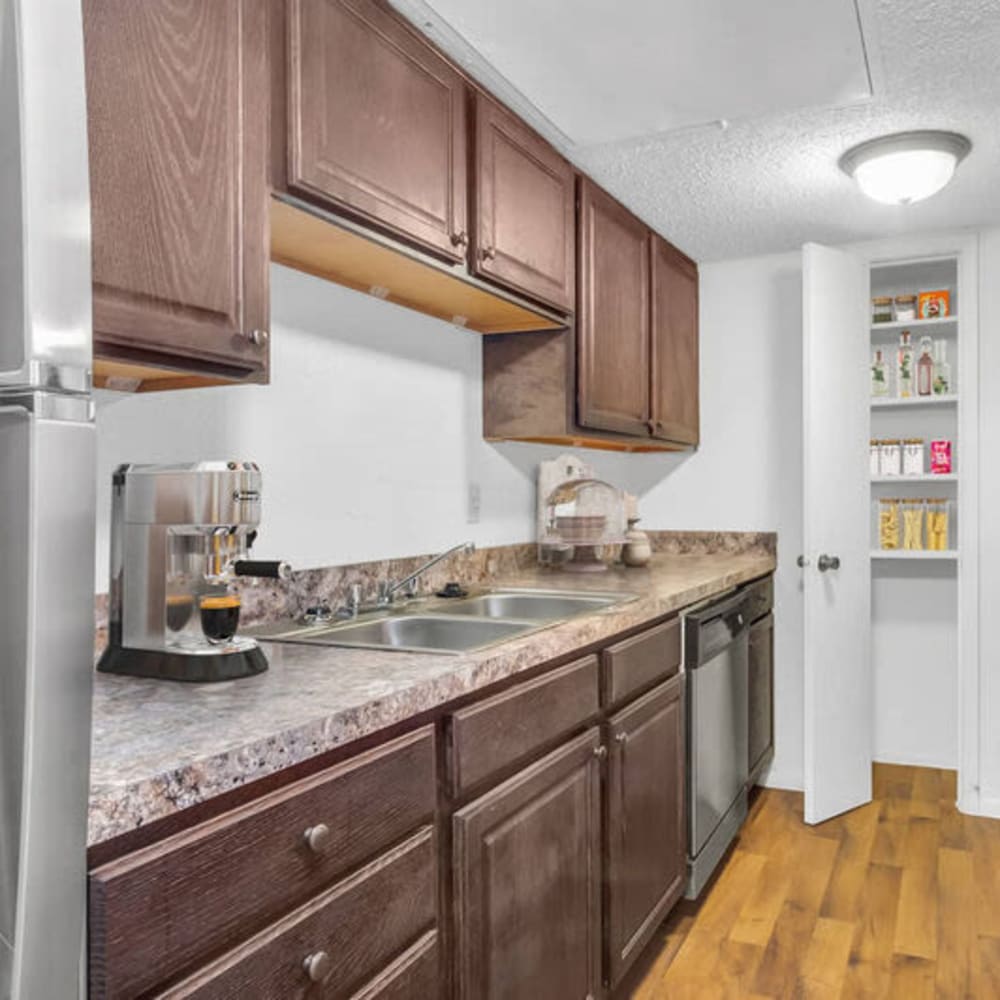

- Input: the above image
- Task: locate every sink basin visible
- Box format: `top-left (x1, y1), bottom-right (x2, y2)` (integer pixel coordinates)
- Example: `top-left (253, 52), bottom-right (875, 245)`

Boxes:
top-left (439, 590), bottom-right (626, 622)
top-left (304, 615), bottom-right (535, 654)
top-left (249, 588), bottom-right (635, 654)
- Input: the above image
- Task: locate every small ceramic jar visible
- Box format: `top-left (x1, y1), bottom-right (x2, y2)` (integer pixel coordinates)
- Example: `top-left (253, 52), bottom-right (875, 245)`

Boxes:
top-left (621, 519), bottom-right (652, 568)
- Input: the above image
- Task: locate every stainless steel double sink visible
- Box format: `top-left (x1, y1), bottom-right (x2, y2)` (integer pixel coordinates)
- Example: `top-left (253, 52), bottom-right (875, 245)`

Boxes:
top-left (252, 589), bottom-right (635, 655)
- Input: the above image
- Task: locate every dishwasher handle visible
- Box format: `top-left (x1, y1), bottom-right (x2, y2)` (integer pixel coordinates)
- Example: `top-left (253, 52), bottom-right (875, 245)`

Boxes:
top-left (686, 593), bottom-right (751, 667)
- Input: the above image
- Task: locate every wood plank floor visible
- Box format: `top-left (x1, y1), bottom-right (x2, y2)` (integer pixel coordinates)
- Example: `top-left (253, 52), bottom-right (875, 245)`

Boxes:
top-left (629, 764), bottom-right (1000, 999)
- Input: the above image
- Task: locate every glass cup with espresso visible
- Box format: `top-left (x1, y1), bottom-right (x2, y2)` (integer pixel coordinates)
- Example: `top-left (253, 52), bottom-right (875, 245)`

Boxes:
top-left (199, 594), bottom-right (241, 645)
top-left (165, 593), bottom-right (195, 633)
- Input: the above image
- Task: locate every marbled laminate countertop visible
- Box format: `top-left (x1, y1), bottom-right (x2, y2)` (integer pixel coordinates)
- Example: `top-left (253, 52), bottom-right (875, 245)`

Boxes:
top-left (88, 551), bottom-right (774, 846)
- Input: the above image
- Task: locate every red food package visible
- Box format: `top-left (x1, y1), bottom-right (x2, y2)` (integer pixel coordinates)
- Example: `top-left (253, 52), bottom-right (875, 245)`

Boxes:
top-left (930, 440), bottom-right (952, 474)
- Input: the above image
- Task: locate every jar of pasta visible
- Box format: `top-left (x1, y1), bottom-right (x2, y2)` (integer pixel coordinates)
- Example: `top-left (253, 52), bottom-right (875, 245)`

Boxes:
top-left (926, 499), bottom-right (951, 551)
top-left (878, 498), bottom-right (900, 550)
top-left (901, 499), bottom-right (925, 550)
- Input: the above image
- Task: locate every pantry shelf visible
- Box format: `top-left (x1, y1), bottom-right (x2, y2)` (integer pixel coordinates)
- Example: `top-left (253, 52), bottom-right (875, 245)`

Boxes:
top-left (870, 550), bottom-right (958, 561)
top-left (871, 316), bottom-right (958, 333)
top-left (871, 394), bottom-right (957, 409)
top-left (870, 474), bottom-right (957, 484)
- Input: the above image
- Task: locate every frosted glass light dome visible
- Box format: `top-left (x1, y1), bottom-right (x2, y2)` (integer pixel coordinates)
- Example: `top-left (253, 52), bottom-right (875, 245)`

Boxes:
top-left (839, 131), bottom-right (971, 206)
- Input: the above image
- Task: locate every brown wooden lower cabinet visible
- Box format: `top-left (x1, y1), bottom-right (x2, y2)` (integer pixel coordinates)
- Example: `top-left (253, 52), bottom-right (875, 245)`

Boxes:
top-left (89, 613), bottom-right (706, 998)
top-left (749, 611), bottom-right (775, 782)
top-left (606, 674), bottom-right (686, 987)
top-left (452, 728), bottom-right (604, 1000)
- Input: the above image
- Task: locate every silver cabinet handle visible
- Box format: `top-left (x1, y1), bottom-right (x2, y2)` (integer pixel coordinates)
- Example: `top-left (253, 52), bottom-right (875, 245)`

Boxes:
top-left (303, 951), bottom-right (331, 983)
top-left (614, 732), bottom-right (628, 744)
top-left (593, 745), bottom-right (608, 760)
top-left (450, 230), bottom-right (468, 247)
top-left (246, 328), bottom-right (268, 347)
top-left (303, 823), bottom-right (331, 853)
top-left (817, 554), bottom-right (841, 572)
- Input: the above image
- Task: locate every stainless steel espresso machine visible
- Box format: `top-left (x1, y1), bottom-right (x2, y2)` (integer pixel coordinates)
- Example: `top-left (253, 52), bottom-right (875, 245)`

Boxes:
top-left (97, 461), bottom-right (290, 682)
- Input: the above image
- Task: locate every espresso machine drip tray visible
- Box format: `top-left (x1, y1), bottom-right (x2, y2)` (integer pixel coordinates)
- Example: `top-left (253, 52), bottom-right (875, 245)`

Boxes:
top-left (98, 640), bottom-right (268, 683)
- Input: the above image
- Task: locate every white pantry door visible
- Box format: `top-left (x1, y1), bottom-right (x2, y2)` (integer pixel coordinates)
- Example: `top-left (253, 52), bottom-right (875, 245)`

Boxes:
top-left (802, 242), bottom-right (872, 825)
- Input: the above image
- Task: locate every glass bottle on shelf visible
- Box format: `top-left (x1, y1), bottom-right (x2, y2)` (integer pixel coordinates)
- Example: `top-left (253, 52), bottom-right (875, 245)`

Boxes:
top-left (917, 336), bottom-right (935, 395)
top-left (933, 339), bottom-right (952, 395)
top-left (870, 349), bottom-right (889, 396)
top-left (897, 330), bottom-right (914, 398)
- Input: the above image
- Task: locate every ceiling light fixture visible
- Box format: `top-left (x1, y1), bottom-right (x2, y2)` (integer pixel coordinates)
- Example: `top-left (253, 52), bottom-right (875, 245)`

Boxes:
top-left (839, 130), bottom-right (971, 206)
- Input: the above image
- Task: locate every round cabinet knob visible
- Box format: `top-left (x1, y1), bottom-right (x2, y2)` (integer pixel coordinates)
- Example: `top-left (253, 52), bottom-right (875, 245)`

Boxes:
top-left (481, 245), bottom-right (497, 260)
top-left (450, 230), bottom-right (468, 248)
top-left (817, 554), bottom-right (841, 572)
top-left (246, 328), bottom-right (269, 348)
top-left (303, 951), bottom-right (331, 983)
top-left (303, 823), bottom-right (331, 853)
top-left (614, 732), bottom-right (628, 744)
top-left (593, 745), bottom-right (608, 760)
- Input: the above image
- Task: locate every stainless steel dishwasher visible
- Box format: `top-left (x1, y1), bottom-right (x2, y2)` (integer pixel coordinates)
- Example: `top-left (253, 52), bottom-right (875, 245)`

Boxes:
top-left (683, 589), bottom-right (751, 898)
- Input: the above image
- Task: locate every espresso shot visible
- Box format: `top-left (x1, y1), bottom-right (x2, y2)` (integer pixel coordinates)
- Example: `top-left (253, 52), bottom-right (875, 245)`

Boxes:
top-left (165, 594), bottom-right (194, 633)
top-left (199, 594), bottom-right (241, 645)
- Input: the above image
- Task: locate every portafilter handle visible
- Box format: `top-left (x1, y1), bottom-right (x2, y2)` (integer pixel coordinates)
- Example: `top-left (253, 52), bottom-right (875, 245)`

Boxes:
top-left (231, 560), bottom-right (292, 580)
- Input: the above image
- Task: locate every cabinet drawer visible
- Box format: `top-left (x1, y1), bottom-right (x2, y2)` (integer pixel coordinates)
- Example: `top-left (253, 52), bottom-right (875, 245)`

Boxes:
top-left (90, 726), bottom-right (436, 999)
top-left (158, 828), bottom-right (438, 999)
top-left (448, 656), bottom-right (599, 795)
top-left (353, 930), bottom-right (440, 1000)
top-left (743, 574), bottom-right (774, 623)
top-left (601, 619), bottom-right (681, 708)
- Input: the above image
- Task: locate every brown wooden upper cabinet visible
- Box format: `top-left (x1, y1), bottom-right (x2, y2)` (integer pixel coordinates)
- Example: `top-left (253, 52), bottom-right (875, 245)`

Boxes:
top-left (651, 234), bottom-right (700, 445)
top-left (471, 93), bottom-right (576, 312)
top-left (578, 179), bottom-right (652, 437)
top-left (577, 178), bottom-right (700, 446)
top-left (287, 0), bottom-right (468, 263)
top-left (83, 0), bottom-right (270, 388)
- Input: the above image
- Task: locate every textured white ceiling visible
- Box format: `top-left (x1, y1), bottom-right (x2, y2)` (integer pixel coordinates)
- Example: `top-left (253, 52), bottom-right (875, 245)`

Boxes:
top-left (414, 0), bottom-right (871, 145)
top-left (392, 0), bottom-right (1000, 261)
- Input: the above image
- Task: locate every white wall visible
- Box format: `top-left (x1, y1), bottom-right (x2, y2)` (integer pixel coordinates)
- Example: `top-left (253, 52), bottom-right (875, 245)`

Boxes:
top-left (978, 227), bottom-right (1000, 813)
top-left (95, 254), bottom-right (807, 786)
top-left (635, 253), bottom-right (806, 790)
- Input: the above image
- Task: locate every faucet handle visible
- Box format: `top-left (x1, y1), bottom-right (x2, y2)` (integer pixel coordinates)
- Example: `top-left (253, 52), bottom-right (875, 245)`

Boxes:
top-left (377, 580), bottom-right (393, 605)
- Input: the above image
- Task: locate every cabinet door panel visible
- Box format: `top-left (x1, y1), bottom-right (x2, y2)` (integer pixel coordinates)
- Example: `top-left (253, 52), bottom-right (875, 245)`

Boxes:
top-left (473, 93), bottom-right (575, 311)
top-left (650, 234), bottom-right (699, 445)
top-left (288, 0), bottom-right (467, 261)
top-left (453, 729), bottom-right (602, 1000)
top-left (749, 612), bottom-right (775, 780)
top-left (83, 0), bottom-right (268, 375)
top-left (578, 179), bottom-right (651, 436)
top-left (607, 675), bottom-right (686, 986)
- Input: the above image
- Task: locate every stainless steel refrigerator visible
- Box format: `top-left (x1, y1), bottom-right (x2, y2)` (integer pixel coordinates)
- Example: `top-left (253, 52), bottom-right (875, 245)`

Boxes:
top-left (1, 0), bottom-right (95, 997)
